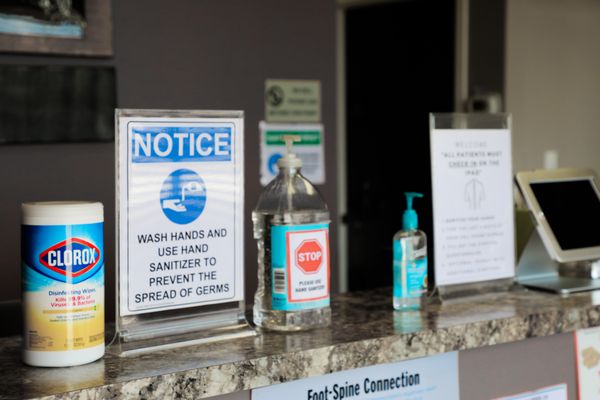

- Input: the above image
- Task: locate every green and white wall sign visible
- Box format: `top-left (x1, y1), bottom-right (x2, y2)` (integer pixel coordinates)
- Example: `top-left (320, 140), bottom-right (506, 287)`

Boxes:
top-left (259, 121), bottom-right (325, 186)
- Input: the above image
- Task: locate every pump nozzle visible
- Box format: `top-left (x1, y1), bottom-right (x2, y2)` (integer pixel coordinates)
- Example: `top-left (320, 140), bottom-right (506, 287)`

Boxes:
top-left (403, 192), bottom-right (423, 230)
top-left (277, 134), bottom-right (303, 168)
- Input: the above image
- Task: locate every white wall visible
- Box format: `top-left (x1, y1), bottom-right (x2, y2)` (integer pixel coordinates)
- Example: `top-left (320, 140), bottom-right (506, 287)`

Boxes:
top-left (506, 0), bottom-right (600, 173)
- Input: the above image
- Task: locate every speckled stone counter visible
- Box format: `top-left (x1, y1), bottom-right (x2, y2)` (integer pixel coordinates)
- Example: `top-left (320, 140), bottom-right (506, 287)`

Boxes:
top-left (2, 287), bottom-right (600, 400)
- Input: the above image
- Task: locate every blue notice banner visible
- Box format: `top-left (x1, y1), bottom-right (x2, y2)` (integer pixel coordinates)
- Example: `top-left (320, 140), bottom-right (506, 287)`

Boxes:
top-left (131, 126), bottom-right (232, 163)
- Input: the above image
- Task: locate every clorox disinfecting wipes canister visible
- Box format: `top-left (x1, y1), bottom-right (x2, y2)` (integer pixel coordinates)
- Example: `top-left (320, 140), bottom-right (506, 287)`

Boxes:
top-left (22, 202), bottom-right (104, 367)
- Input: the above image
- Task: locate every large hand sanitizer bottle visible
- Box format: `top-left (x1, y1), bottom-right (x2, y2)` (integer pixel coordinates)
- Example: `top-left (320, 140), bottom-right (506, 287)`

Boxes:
top-left (253, 135), bottom-right (331, 331)
top-left (393, 192), bottom-right (428, 310)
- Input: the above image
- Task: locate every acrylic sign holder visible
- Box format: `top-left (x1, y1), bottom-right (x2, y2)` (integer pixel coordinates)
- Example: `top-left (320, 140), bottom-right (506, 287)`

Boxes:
top-left (430, 113), bottom-right (515, 301)
top-left (113, 109), bottom-right (254, 356)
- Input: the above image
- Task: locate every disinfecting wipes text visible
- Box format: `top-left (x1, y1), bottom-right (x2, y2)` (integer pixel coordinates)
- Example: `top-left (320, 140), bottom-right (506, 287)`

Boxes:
top-left (118, 118), bottom-right (244, 316)
top-left (22, 223), bottom-right (104, 351)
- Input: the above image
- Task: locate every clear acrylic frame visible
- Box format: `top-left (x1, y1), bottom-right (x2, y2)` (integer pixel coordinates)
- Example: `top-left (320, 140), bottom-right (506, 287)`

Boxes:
top-left (113, 109), bottom-right (254, 356)
top-left (430, 113), bottom-right (515, 301)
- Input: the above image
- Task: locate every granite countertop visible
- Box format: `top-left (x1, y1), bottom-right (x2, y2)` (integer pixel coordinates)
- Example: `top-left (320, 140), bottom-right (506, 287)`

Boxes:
top-left (2, 287), bottom-right (600, 400)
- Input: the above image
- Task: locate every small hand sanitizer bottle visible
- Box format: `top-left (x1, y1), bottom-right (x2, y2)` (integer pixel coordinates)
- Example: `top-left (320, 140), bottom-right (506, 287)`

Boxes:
top-left (393, 192), bottom-right (428, 310)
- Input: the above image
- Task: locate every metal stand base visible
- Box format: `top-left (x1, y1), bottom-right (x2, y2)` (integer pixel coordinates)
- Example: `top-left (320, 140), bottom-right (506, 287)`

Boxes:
top-left (517, 230), bottom-right (600, 294)
top-left (558, 260), bottom-right (600, 279)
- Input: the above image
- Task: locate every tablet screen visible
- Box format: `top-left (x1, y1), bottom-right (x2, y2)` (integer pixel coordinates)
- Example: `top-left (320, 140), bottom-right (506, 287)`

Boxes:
top-left (531, 179), bottom-right (600, 250)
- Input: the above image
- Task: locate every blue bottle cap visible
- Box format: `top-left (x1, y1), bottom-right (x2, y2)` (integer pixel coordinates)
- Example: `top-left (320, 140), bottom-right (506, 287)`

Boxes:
top-left (403, 192), bottom-right (423, 230)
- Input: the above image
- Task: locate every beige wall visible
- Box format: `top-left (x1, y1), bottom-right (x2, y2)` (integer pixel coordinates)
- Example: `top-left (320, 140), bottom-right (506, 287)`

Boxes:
top-left (506, 0), bottom-right (600, 173)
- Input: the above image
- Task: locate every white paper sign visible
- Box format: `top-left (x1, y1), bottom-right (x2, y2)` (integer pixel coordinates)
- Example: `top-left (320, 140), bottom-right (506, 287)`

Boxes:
top-left (431, 129), bottom-right (514, 286)
top-left (575, 327), bottom-right (600, 399)
top-left (252, 352), bottom-right (459, 400)
top-left (493, 383), bottom-right (568, 400)
top-left (117, 114), bottom-right (244, 316)
top-left (259, 122), bottom-right (325, 185)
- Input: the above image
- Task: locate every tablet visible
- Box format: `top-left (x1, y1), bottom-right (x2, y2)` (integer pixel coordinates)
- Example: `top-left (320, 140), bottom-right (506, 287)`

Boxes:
top-left (516, 168), bottom-right (600, 263)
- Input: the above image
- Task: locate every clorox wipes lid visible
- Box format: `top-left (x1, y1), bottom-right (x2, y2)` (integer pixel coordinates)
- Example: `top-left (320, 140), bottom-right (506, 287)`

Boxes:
top-left (402, 192), bottom-right (423, 231)
top-left (277, 135), bottom-right (303, 169)
top-left (22, 201), bottom-right (104, 226)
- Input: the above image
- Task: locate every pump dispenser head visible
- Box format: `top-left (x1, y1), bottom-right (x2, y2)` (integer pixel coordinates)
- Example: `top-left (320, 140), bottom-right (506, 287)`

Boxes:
top-left (277, 135), bottom-right (303, 169)
top-left (403, 192), bottom-right (423, 230)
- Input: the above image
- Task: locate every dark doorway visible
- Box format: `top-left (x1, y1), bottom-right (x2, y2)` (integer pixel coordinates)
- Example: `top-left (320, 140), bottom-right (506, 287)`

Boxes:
top-left (345, 0), bottom-right (455, 291)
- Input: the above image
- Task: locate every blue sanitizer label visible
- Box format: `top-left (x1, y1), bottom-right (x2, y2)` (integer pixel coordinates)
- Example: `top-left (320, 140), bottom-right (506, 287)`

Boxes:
top-left (393, 240), bottom-right (427, 298)
top-left (22, 223), bottom-right (104, 351)
top-left (271, 223), bottom-right (330, 311)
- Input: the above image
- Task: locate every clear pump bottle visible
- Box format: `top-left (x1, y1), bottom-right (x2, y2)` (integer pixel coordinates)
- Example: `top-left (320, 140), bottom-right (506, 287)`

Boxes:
top-left (253, 135), bottom-right (331, 331)
top-left (393, 192), bottom-right (428, 310)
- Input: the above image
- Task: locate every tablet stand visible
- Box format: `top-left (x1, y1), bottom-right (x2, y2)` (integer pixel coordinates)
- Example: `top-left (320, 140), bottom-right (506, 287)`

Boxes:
top-left (517, 230), bottom-right (600, 294)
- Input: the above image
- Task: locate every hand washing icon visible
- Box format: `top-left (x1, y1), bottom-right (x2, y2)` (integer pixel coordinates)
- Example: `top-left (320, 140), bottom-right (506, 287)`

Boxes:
top-left (160, 169), bottom-right (207, 225)
top-left (162, 182), bottom-right (203, 212)
top-left (162, 199), bottom-right (186, 212)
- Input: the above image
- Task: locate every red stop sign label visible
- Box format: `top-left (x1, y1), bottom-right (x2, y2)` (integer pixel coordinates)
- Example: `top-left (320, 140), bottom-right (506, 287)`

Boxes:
top-left (295, 239), bottom-right (323, 274)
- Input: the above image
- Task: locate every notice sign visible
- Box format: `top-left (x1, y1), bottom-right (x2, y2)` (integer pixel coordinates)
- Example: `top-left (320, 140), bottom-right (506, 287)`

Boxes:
top-left (430, 127), bottom-right (514, 286)
top-left (265, 79), bottom-right (321, 123)
top-left (252, 352), bottom-right (459, 400)
top-left (117, 111), bottom-right (244, 316)
top-left (259, 122), bottom-right (325, 185)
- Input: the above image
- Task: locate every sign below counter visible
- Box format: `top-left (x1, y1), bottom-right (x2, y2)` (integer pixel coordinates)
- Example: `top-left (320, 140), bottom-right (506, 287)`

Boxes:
top-left (430, 113), bottom-right (515, 290)
top-left (259, 121), bottom-right (325, 185)
top-left (493, 384), bottom-right (567, 400)
top-left (252, 351), bottom-right (459, 400)
top-left (265, 79), bottom-right (321, 123)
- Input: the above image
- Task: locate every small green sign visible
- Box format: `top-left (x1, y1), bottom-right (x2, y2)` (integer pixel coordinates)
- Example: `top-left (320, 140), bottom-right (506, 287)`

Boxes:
top-left (260, 122), bottom-right (325, 186)
top-left (266, 130), bottom-right (321, 146)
